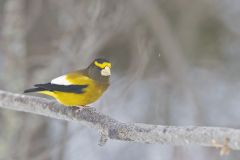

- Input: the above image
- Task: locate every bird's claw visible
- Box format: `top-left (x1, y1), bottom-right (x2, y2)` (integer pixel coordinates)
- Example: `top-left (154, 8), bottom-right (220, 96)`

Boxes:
top-left (74, 106), bottom-right (96, 113)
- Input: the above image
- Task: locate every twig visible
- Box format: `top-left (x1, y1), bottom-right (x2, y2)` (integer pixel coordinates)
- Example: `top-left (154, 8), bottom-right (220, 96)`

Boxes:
top-left (0, 90), bottom-right (240, 152)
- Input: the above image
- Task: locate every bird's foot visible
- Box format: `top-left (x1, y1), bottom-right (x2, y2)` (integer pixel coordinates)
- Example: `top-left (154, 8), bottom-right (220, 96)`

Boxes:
top-left (74, 106), bottom-right (96, 113)
top-left (70, 106), bottom-right (83, 113)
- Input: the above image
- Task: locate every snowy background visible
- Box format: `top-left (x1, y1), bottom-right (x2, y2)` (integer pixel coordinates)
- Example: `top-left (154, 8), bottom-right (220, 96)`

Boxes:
top-left (0, 0), bottom-right (240, 159)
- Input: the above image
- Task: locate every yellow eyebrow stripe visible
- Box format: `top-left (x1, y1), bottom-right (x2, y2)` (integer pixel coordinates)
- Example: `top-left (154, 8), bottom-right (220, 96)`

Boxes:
top-left (94, 61), bottom-right (111, 69)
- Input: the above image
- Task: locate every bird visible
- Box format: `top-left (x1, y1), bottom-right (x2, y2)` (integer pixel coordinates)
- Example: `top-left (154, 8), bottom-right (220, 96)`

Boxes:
top-left (24, 58), bottom-right (111, 107)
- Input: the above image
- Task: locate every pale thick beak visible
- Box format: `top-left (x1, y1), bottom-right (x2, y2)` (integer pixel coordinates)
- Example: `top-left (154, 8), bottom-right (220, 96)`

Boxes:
top-left (101, 66), bottom-right (111, 76)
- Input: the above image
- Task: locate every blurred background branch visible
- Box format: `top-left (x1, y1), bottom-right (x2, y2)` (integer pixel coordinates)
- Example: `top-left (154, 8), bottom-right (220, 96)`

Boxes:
top-left (0, 0), bottom-right (240, 159)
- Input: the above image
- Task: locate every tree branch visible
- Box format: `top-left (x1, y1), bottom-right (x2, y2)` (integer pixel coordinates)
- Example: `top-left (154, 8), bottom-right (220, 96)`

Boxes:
top-left (0, 90), bottom-right (240, 152)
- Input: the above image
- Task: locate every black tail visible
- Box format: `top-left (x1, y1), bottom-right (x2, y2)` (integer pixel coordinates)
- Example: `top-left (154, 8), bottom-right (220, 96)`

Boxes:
top-left (24, 87), bottom-right (45, 93)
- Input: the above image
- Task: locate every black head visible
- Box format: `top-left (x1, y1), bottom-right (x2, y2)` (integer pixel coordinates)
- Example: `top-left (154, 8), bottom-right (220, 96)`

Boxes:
top-left (87, 58), bottom-right (111, 83)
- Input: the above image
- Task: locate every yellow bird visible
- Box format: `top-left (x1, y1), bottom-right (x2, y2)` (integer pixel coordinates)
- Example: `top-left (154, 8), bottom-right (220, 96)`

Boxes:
top-left (24, 58), bottom-right (111, 107)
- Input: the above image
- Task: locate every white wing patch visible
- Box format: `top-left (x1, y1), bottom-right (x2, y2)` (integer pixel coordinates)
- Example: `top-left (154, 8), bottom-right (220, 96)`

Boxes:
top-left (51, 75), bottom-right (71, 85)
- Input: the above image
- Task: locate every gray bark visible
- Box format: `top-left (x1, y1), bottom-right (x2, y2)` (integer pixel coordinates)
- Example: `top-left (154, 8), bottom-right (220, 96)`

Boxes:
top-left (0, 90), bottom-right (239, 152)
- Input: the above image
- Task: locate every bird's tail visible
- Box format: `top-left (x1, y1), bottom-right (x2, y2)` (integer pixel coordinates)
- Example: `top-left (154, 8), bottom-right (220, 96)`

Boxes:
top-left (24, 87), bottom-right (45, 93)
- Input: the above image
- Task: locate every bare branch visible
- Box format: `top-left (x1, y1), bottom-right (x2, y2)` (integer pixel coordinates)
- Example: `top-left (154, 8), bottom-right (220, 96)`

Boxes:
top-left (0, 90), bottom-right (240, 152)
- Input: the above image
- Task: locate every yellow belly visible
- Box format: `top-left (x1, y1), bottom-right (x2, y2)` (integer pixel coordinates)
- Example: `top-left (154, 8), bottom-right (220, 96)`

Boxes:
top-left (39, 84), bottom-right (108, 106)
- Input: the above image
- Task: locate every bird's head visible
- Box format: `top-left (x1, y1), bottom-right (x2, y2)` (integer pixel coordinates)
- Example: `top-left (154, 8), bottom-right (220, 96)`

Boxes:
top-left (87, 58), bottom-right (111, 82)
top-left (93, 58), bottom-right (111, 76)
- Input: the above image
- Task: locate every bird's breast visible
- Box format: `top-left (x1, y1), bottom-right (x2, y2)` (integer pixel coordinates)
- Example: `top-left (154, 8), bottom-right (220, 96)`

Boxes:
top-left (53, 82), bottom-right (109, 106)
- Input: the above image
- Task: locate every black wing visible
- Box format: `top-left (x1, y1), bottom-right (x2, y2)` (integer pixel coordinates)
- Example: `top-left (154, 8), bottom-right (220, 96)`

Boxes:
top-left (33, 83), bottom-right (88, 94)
